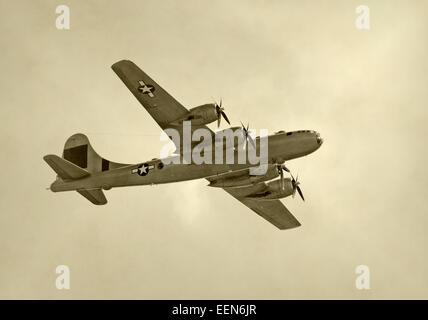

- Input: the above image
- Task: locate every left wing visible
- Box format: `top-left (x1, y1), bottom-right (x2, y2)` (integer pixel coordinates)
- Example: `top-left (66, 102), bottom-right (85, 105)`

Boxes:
top-left (222, 182), bottom-right (301, 230)
top-left (111, 60), bottom-right (214, 153)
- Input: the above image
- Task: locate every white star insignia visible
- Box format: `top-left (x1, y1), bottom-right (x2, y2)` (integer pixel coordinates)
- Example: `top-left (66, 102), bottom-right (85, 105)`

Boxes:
top-left (138, 81), bottom-right (155, 98)
top-left (138, 165), bottom-right (148, 175)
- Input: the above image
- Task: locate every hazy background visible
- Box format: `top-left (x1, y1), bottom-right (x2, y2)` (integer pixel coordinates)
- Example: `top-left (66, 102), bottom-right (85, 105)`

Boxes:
top-left (0, 0), bottom-right (427, 299)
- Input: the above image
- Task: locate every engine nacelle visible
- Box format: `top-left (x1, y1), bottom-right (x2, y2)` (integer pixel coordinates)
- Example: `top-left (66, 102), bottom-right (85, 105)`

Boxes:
top-left (247, 178), bottom-right (294, 200)
top-left (208, 165), bottom-right (279, 188)
top-left (176, 103), bottom-right (218, 126)
top-left (214, 126), bottom-right (247, 149)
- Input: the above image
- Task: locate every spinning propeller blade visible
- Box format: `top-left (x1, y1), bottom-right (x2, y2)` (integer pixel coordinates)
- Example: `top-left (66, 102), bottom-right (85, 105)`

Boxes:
top-left (215, 99), bottom-right (230, 127)
top-left (290, 172), bottom-right (305, 201)
top-left (240, 122), bottom-right (256, 149)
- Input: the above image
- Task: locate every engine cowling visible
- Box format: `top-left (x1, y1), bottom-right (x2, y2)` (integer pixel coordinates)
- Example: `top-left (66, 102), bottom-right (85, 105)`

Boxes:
top-left (208, 165), bottom-right (279, 188)
top-left (214, 126), bottom-right (247, 149)
top-left (181, 103), bottom-right (218, 126)
top-left (247, 178), bottom-right (294, 200)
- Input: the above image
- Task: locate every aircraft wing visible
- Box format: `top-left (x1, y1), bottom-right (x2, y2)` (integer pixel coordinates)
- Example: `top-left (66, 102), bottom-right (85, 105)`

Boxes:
top-left (111, 60), bottom-right (214, 153)
top-left (222, 183), bottom-right (301, 230)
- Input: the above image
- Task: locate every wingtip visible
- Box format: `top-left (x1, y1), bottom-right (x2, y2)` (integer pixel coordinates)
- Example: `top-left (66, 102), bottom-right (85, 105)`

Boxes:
top-left (111, 59), bottom-right (134, 70)
top-left (43, 154), bottom-right (56, 162)
top-left (278, 223), bottom-right (301, 230)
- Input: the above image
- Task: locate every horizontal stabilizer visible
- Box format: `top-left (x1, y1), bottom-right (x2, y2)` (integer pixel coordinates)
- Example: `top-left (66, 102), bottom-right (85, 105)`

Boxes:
top-left (43, 155), bottom-right (90, 180)
top-left (77, 189), bottom-right (107, 205)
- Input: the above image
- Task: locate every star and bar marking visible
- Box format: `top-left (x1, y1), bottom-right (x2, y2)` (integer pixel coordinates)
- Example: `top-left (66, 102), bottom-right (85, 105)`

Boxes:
top-left (137, 80), bottom-right (155, 98)
top-left (132, 163), bottom-right (154, 176)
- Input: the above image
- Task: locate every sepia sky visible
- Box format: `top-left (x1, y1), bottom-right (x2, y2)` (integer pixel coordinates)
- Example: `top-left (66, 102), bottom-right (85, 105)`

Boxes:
top-left (0, 0), bottom-right (427, 299)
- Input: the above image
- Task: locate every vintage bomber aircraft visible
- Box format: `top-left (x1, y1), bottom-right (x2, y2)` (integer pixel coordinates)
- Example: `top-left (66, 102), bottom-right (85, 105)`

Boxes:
top-left (44, 60), bottom-right (323, 230)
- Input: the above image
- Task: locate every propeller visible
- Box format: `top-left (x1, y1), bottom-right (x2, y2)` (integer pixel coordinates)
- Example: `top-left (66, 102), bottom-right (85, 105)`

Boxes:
top-left (240, 122), bottom-right (256, 149)
top-left (276, 164), bottom-right (290, 190)
top-left (290, 172), bottom-right (305, 201)
top-left (215, 99), bottom-right (230, 127)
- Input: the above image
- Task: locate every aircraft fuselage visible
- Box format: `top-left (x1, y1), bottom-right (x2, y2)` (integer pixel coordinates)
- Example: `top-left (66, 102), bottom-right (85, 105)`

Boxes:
top-left (50, 130), bottom-right (323, 192)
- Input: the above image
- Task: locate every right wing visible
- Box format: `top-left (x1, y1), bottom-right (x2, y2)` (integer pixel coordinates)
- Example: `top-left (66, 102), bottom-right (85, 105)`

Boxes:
top-left (111, 60), bottom-right (214, 153)
top-left (222, 182), bottom-right (301, 230)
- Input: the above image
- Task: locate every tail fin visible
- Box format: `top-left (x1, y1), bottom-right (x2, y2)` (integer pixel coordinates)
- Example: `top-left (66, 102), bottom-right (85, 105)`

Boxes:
top-left (62, 133), bottom-right (128, 173)
top-left (44, 133), bottom-right (129, 205)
